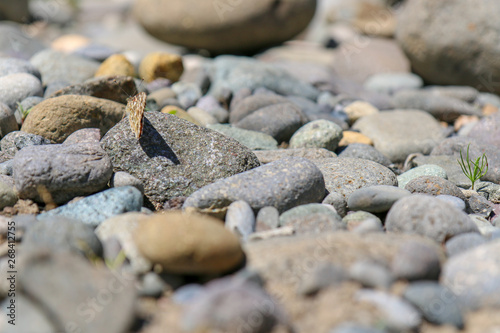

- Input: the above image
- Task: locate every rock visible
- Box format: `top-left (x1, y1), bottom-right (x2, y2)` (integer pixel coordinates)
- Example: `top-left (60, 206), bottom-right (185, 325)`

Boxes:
top-left (253, 148), bottom-right (335, 164)
top-left (18, 249), bottom-right (136, 333)
top-left (322, 191), bottom-right (348, 218)
top-left (73, 43), bottom-right (117, 62)
top-left (23, 216), bottom-right (103, 257)
top-left (207, 124), bottom-right (278, 151)
top-left (442, 240), bottom-right (500, 311)
top-left (396, 0), bottom-right (500, 94)
top-left (225, 200), bottom-right (255, 241)
top-left (50, 75), bottom-right (137, 104)
top-left (95, 212), bottom-right (152, 273)
top-left (183, 157), bottom-right (325, 214)
top-left (352, 109), bottom-right (445, 162)
top-left (101, 112), bottom-right (259, 209)
top-left (195, 96), bottom-right (228, 123)
top-left (397, 164), bottom-right (447, 189)
top-left (0, 181), bottom-right (16, 209)
top-left (0, 102), bottom-right (18, 138)
top-left (469, 215), bottom-right (498, 237)
top-left (342, 211), bottom-right (383, 232)
top-left (298, 263), bottom-right (347, 296)
top-left (234, 102), bottom-right (307, 142)
top-left (404, 176), bottom-right (466, 200)
top-left (385, 194), bottom-right (478, 243)
top-left (349, 261), bottom-right (393, 289)
top-left (279, 203), bottom-right (344, 234)
top-left (187, 107), bottom-right (218, 126)
top-left (413, 155), bottom-right (471, 188)
top-left (13, 143), bottom-right (113, 204)
top-left (343, 101), bottom-right (379, 125)
top-left (445, 232), bottom-right (487, 257)
top-left (1, 294), bottom-right (54, 333)
top-left (229, 93), bottom-right (290, 124)
top-left (347, 185), bottom-right (411, 213)
top-left (0, 73), bottom-right (42, 110)
top-left (208, 56), bottom-right (319, 101)
top-left (338, 143), bottom-right (391, 167)
top-left (313, 157), bottom-right (397, 198)
top-left (133, 0), bottom-right (316, 53)
top-left (0, 23), bottom-right (45, 59)
top-left (355, 290), bottom-right (421, 331)
top-left (94, 54), bottom-right (135, 77)
top-left (30, 49), bottom-right (100, 85)
top-left (0, 57), bottom-right (40, 79)
top-left (63, 128), bottom-right (101, 145)
top-left (138, 52), bottom-right (183, 83)
top-left (403, 281), bottom-right (464, 328)
top-left (148, 87), bottom-right (176, 107)
top-left (171, 81), bottom-right (202, 109)
top-left (21, 95), bottom-right (125, 143)
top-left (255, 206), bottom-right (280, 232)
top-left (330, 323), bottom-right (385, 333)
top-left (436, 195), bottom-right (466, 212)
top-left (364, 72), bottom-right (423, 95)
top-left (38, 186), bottom-right (143, 227)
top-left (468, 194), bottom-right (494, 217)
top-left (289, 119), bottom-right (343, 151)
top-left (161, 105), bottom-right (201, 125)
top-left (466, 112), bottom-right (500, 148)
top-left (391, 240), bottom-right (442, 281)
top-left (338, 131), bottom-right (374, 147)
top-left (110, 171), bottom-right (144, 194)
top-left (425, 85), bottom-right (479, 103)
top-left (134, 212), bottom-right (244, 274)
top-left (14, 96), bottom-right (43, 125)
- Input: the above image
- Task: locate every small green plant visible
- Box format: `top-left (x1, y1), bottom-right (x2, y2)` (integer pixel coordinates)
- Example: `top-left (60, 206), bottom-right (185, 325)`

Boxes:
top-left (17, 102), bottom-right (32, 123)
top-left (457, 144), bottom-right (488, 191)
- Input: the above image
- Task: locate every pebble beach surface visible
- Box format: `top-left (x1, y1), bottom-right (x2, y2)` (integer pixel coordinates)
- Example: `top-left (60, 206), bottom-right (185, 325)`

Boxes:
top-left (1, 0), bottom-right (500, 332)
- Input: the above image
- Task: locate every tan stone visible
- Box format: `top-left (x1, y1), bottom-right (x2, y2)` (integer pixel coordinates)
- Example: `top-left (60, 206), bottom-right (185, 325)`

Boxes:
top-left (338, 131), bottom-right (373, 146)
top-left (95, 54), bottom-right (135, 78)
top-left (134, 212), bottom-right (244, 274)
top-left (344, 101), bottom-right (379, 124)
top-left (161, 105), bottom-right (201, 126)
top-left (139, 52), bottom-right (183, 83)
top-left (51, 34), bottom-right (90, 53)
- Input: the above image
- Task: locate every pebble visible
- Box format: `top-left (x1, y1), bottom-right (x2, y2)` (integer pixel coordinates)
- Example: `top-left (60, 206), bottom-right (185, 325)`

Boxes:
top-left (289, 119), bottom-right (343, 151)
top-left (0, 102), bottom-right (18, 138)
top-left (0, 181), bottom-right (17, 209)
top-left (349, 261), bottom-right (393, 289)
top-left (442, 240), bottom-right (500, 311)
top-left (338, 143), bottom-right (391, 167)
top-left (338, 131), bottom-right (374, 147)
top-left (207, 124), bottom-right (278, 151)
top-left (229, 93), bottom-right (290, 124)
top-left (184, 157), bottom-right (325, 215)
top-left (391, 240), bottom-right (442, 281)
top-left (186, 106), bottom-right (218, 126)
top-left (1, 294), bottom-right (54, 332)
top-left (38, 186), bottom-right (143, 227)
top-left (101, 111), bottom-right (260, 209)
top-left (63, 128), bottom-right (101, 145)
top-left (330, 323), bottom-right (386, 333)
top-left (322, 191), bottom-right (348, 218)
top-left (0, 160), bottom-right (13, 175)
top-left (137, 272), bottom-right (168, 297)
top-left (225, 200), bottom-right (256, 241)
top-left (347, 185), bottom-right (411, 213)
top-left (467, 194), bottom-right (494, 217)
top-left (412, 155), bottom-right (471, 188)
top-left (21, 95), bottom-right (125, 143)
top-left (13, 143), bottom-right (113, 204)
top-left (134, 212), bottom-right (244, 274)
top-left (397, 164), bottom-right (448, 189)
top-left (425, 85), bottom-right (479, 103)
top-left (385, 194), bottom-right (478, 243)
top-left (0, 23), bottom-right (45, 59)
top-left (342, 211), bottom-right (383, 232)
top-left (0, 73), bottom-right (42, 110)
top-left (403, 281), bottom-right (464, 328)
top-left (94, 54), bottom-right (135, 77)
top-left (73, 43), bottom-right (117, 62)
top-left (298, 263), bottom-right (347, 296)
top-left (353, 109), bottom-right (446, 163)
top-left (404, 175), bottom-right (466, 200)
top-left (313, 157), bottom-right (397, 198)
top-left (279, 203), bottom-right (344, 234)
top-left (30, 49), bottom-right (100, 85)
top-left (161, 105), bottom-right (201, 125)
top-left (445, 232), bottom-right (487, 257)
top-left (343, 101), bottom-right (379, 124)
top-left (364, 72), bottom-right (423, 95)
top-left (355, 290), bottom-right (421, 331)
top-left (138, 52), bottom-right (183, 83)
top-left (435, 194), bottom-right (466, 211)
top-left (469, 215), bottom-right (498, 237)
top-left (22, 216), bottom-right (103, 257)
top-left (171, 81), bottom-right (202, 109)
top-left (195, 95), bottom-right (228, 123)
top-left (109, 171), bottom-right (144, 194)
top-left (14, 96), bottom-right (43, 125)
top-left (95, 212), bottom-right (152, 274)
top-left (253, 148), bottom-right (335, 164)
top-left (255, 206), bottom-right (280, 232)
top-left (0, 57), bottom-right (41, 79)
top-left (148, 87), bottom-right (177, 107)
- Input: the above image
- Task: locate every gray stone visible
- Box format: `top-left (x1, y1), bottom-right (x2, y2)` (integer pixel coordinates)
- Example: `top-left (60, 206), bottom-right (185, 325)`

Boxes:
top-left (229, 93), bottom-right (290, 124)
top-left (196, 95), bottom-right (228, 123)
top-left (207, 124), bottom-right (278, 151)
top-left (171, 81), bottom-right (202, 109)
top-left (445, 232), bottom-right (487, 257)
top-left (101, 111), bottom-right (260, 209)
top-left (289, 119), bottom-right (343, 151)
top-left (0, 102), bottom-right (18, 138)
top-left (0, 23), bottom-right (45, 59)
top-left (255, 206), bottom-right (279, 232)
top-left (397, 164), bottom-right (448, 189)
top-left (208, 56), bottom-right (319, 101)
top-left (73, 43), bottom-right (117, 62)
top-left (322, 191), bottom-right (348, 217)
top-left (353, 110), bottom-right (446, 162)
top-left (0, 180), bottom-right (16, 209)
top-left (404, 176), bottom-right (466, 200)
top-left (14, 96), bottom-right (43, 125)
top-left (436, 195), bottom-right (466, 212)
top-left (477, 92), bottom-right (500, 109)
top-left (110, 171), bottom-right (144, 194)
top-left (313, 157), bottom-right (397, 198)
top-left (30, 49), bottom-right (100, 85)
top-left (442, 240), bottom-right (500, 311)
top-left (225, 200), bottom-right (255, 241)
top-left (349, 261), bottom-right (393, 289)
top-left (469, 215), bottom-right (498, 237)
top-left (338, 143), bottom-right (391, 167)
top-left (0, 160), bottom-right (13, 175)
top-left (63, 128), bottom-right (101, 145)
top-left (38, 186), bottom-right (143, 227)
top-left (343, 211), bottom-right (383, 232)
top-left (279, 203), bottom-right (344, 234)
top-left (403, 281), bottom-right (464, 328)
top-left (0, 130), bottom-right (51, 160)
top-left (386, 194), bottom-right (478, 243)
top-left (475, 181), bottom-right (500, 203)
top-left (2, 294), bottom-right (54, 333)
top-left (137, 272), bottom-right (168, 297)
top-left (187, 107), bottom-right (217, 126)
top-left (183, 157), bottom-right (325, 214)
top-left (330, 323), bottom-right (385, 333)
top-left (0, 57), bottom-right (40, 79)
top-left (234, 102), bottom-right (307, 142)
top-left (467, 194), bottom-right (494, 217)
top-left (364, 72), bottom-right (423, 95)
top-left (391, 240), bottom-right (442, 281)
top-left (23, 216), bottom-right (103, 257)
top-left (392, 89), bottom-right (481, 122)
top-left (253, 148), bottom-right (336, 164)
top-left (413, 155), bottom-right (471, 188)
top-left (424, 85), bottom-right (479, 103)
top-left (13, 143), bottom-right (113, 204)
top-left (298, 263), bottom-right (347, 296)
top-left (347, 185), bottom-right (411, 213)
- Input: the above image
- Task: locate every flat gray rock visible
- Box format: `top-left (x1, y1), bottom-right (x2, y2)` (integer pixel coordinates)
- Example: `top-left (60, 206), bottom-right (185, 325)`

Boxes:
top-left (253, 148), bottom-right (336, 164)
top-left (0, 72), bottom-right (42, 110)
top-left (289, 119), bottom-right (343, 151)
top-left (13, 143), bottom-right (113, 204)
top-left (0, 57), bottom-right (41, 79)
top-left (279, 203), bottom-right (344, 235)
top-left (347, 185), bottom-right (411, 213)
top-left (207, 124), bottom-right (278, 151)
top-left (405, 175), bottom-right (466, 200)
top-left (413, 155), bottom-right (471, 188)
top-left (397, 164), bottom-right (447, 189)
top-left (183, 157), bottom-right (325, 214)
top-left (338, 143), bottom-right (391, 167)
top-left (101, 111), bottom-right (260, 209)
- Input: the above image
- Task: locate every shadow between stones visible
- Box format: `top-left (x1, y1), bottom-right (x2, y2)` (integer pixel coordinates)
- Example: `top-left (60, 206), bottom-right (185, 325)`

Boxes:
top-left (139, 116), bottom-right (180, 164)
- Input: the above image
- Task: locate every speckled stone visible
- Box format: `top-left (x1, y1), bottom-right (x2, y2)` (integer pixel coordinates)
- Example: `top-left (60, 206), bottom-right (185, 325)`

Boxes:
top-left (436, 195), bottom-right (466, 211)
top-left (445, 232), bottom-right (487, 257)
top-left (94, 54), bottom-right (135, 77)
top-left (404, 175), bottom-right (466, 200)
top-left (225, 200), bottom-right (255, 241)
top-left (255, 206), bottom-right (280, 232)
top-left (338, 143), bottom-right (391, 167)
top-left (342, 211), bottom-right (382, 232)
top-left (0, 72), bottom-right (42, 109)
top-left (183, 157), bottom-right (325, 214)
top-left (289, 119), bottom-right (343, 151)
top-left (253, 148), bottom-right (336, 164)
top-left (207, 124), bottom-right (278, 151)
top-left (391, 240), bottom-right (442, 280)
top-left (101, 111), bottom-right (260, 209)
top-left (397, 164), bottom-right (448, 189)
top-left (279, 203), bottom-right (344, 234)
top-left (322, 191), bottom-right (348, 217)
top-left (347, 185), bottom-right (411, 213)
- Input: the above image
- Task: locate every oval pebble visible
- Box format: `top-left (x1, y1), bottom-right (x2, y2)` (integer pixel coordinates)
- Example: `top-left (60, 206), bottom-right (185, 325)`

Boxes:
top-left (347, 185), bottom-right (411, 213)
top-left (0, 72), bottom-right (42, 109)
top-left (397, 164), bottom-right (448, 189)
top-left (404, 175), bottom-right (466, 200)
top-left (289, 119), bottom-right (343, 151)
top-left (225, 200), bottom-right (255, 241)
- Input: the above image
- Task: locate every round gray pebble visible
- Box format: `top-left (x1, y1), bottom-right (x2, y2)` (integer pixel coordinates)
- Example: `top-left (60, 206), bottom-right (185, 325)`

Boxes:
top-left (255, 206), bottom-right (280, 232)
top-left (225, 200), bottom-right (255, 241)
top-left (445, 232), bottom-right (487, 257)
top-left (347, 185), bottom-right (411, 213)
top-left (289, 119), bottom-right (343, 151)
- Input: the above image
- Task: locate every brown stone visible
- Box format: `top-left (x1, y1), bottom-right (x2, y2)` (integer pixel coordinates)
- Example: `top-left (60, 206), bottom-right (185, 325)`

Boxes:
top-left (139, 52), bottom-right (183, 83)
top-left (95, 54), bottom-right (135, 78)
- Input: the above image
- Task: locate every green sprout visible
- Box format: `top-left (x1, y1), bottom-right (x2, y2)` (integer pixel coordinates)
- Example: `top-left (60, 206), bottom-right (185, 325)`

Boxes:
top-left (457, 144), bottom-right (488, 191)
top-left (17, 102), bottom-right (32, 123)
